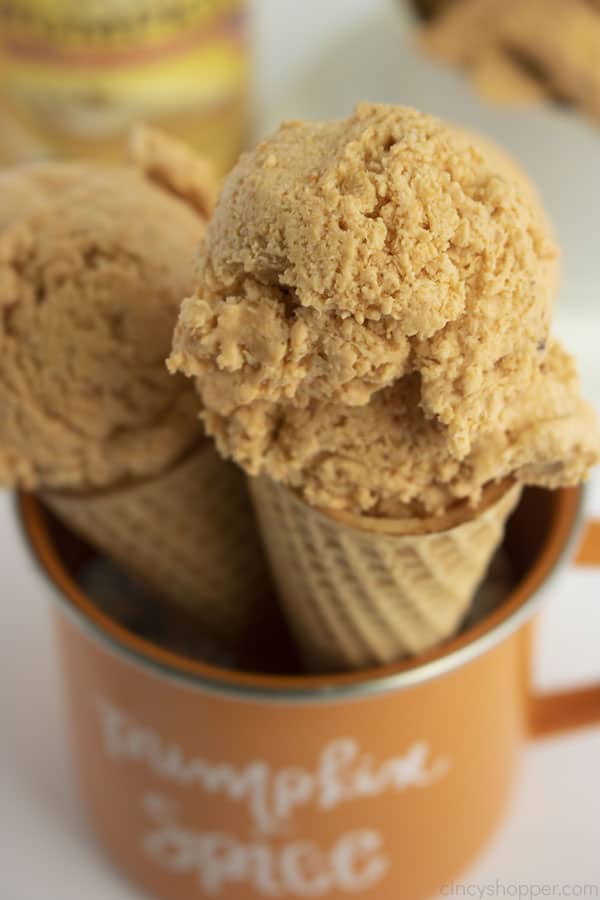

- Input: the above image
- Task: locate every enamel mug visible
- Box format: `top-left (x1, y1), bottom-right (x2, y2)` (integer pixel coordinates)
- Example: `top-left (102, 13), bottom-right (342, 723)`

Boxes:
top-left (19, 486), bottom-right (600, 900)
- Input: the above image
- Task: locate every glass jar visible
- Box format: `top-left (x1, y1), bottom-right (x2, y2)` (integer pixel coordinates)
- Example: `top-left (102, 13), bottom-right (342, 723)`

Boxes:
top-left (0, 0), bottom-right (248, 172)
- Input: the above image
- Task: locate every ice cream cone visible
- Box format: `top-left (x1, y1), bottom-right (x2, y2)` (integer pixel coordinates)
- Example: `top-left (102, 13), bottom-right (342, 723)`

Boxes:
top-left (42, 443), bottom-right (273, 643)
top-left (166, 104), bottom-right (600, 672)
top-left (249, 475), bottom-right (522, 672)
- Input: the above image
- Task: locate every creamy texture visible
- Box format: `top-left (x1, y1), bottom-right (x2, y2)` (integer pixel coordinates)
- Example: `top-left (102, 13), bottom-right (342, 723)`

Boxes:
top-left (172, 278), bottom-right (412, 413)
top-left (0, 154), bottom-right (207, 491)
top-left (170, 104), bottom-right (599, 516)
top-left (421, 0), bottom-right (600, 122)
top-left (204, 341), bottom-right (598, 515)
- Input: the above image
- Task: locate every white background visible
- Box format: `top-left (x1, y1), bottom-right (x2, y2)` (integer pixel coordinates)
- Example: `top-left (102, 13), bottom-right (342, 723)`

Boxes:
top-left (1, 1), bottom-right (600, 898)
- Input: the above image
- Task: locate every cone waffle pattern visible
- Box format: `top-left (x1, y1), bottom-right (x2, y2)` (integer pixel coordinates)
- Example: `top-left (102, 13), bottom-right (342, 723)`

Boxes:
top-left (250, 476), bottom-right (522, 672)
top-left (43, 445), bottom-right (272, 642)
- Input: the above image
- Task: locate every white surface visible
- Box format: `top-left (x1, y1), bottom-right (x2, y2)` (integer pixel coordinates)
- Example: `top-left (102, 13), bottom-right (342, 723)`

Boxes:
top-left (1, 1), bottom-right (600, 898)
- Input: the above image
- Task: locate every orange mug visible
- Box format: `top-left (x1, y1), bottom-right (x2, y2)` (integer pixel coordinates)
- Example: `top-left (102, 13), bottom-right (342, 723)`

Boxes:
top-left (19, 486), bottom-right (600, 900)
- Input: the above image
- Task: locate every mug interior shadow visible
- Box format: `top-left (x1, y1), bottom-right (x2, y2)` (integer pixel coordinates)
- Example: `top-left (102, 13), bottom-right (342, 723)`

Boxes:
top-left (23, 485), bottom-right (570, 681)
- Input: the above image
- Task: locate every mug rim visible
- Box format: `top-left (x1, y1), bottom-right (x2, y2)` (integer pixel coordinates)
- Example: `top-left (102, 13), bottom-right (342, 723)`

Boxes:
top-left (17, 486), bottom-right (584, 704)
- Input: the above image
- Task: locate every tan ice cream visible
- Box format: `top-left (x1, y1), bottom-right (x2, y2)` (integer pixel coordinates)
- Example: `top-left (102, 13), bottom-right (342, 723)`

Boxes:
top-left (170, 103), bottom-right (599, 516)
top-left (0, 158), bottom-right (205, 491)
top-left (204, 340), bottom-right (598, 515)
top-left (0, 139), bottom-right (277, 641)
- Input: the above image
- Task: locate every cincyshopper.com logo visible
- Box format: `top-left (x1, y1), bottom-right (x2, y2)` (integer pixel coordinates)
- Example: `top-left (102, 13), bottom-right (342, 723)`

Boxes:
top-left (441, 882), bottom-right (599, 899)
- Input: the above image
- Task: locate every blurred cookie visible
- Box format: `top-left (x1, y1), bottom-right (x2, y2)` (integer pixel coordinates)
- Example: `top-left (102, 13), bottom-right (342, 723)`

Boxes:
top-left (412, 0), bottom-right (458, 21)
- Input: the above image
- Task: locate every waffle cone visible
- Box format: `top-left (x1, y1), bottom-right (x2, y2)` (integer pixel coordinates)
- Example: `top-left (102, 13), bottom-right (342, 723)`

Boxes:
top-left (42, 444), bottom-right (273, 643)
top-left (249, 476), bottom-right (522, 672)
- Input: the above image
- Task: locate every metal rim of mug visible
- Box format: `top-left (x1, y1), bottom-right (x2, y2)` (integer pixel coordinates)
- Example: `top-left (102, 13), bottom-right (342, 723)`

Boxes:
top-left (17, 487), bottom-right (585, 705)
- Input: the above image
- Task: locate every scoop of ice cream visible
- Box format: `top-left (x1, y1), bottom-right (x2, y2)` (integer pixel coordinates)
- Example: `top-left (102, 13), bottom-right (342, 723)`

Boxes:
top-left (170, 104), bottom-right (597, 516)
top-left (204, 341), bottom-right (599, 515)
top-left (170, 103), bottom-right (558, 454)
top-left (172, 277), bottom-right (412, 413)
top-left (0, 155), bottom-right (207, 491)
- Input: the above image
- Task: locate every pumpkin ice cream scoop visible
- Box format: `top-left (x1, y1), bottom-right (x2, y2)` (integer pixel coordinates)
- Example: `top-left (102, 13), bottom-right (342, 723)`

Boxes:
top-left (0, 135), bottom-right (273, 643)
top-left (170, 104), bottom-right (599, 671)
top-left (170, 102), bottom-right (558, 457)
top-left (0, 161), bottom-right (203, 490)
top-left (202, 340), bottom-right (598, 517)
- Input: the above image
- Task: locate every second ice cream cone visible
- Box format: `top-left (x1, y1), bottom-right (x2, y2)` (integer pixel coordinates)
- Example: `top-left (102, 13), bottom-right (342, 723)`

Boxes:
top-left (249, 476), bottom-right (522, 672)
top-left (43, 443), bottom-right (273, 644)
top-left (0, 136), bottom-right (279, 649)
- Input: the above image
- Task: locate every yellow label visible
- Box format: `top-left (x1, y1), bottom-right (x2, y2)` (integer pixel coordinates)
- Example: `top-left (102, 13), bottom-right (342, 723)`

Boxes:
top-left (0, 0), bottom-right (247, 138)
